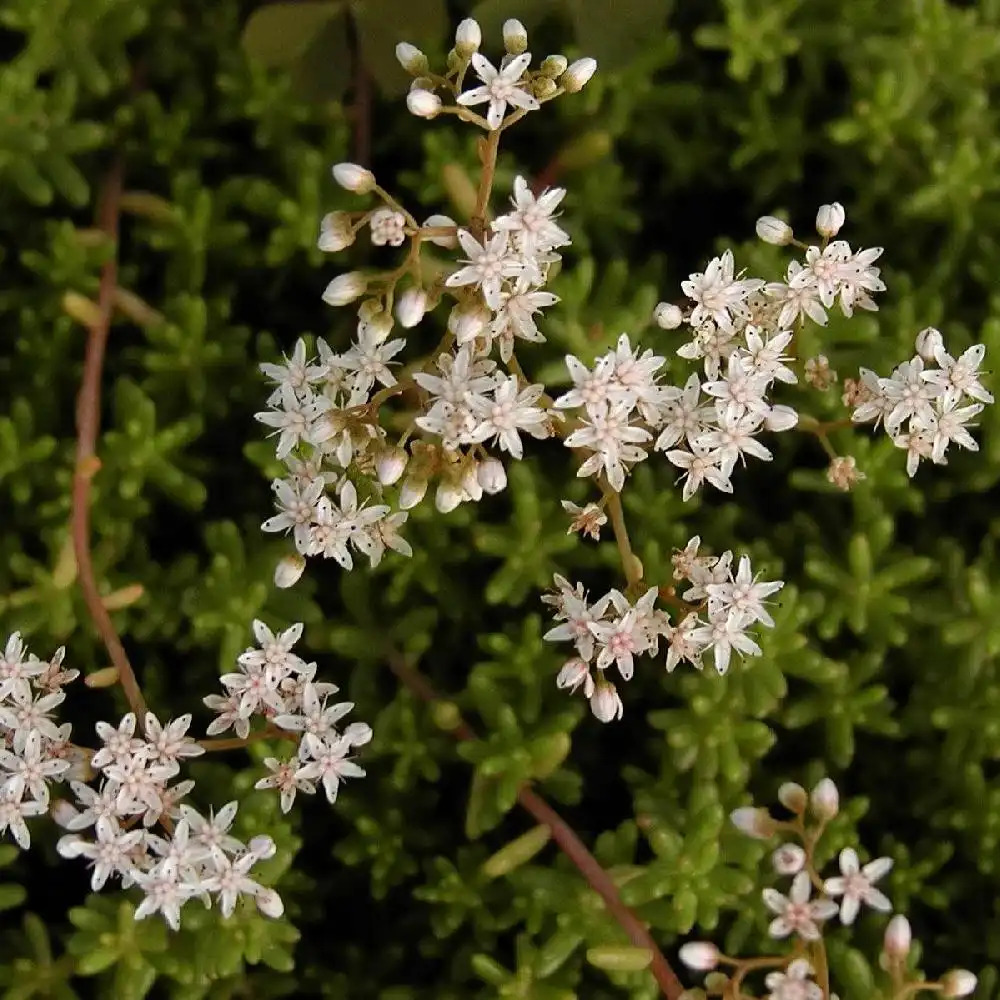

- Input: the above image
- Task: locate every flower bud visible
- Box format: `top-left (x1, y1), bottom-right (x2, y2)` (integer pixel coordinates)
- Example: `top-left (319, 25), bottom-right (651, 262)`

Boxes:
top-left (816, 202), bottom-right (846, 238)
top-left (503, 18), bottom-right (529, 54)
top-left (376, 446), bottom-right (408, 486)
top-left (915, 326), bottom-right (944, 362)
top-left (756, 215), bottom-right (794, 245)
top-left (448, 299), bottom-right (490, 343)
top-left (248, 834), bottom-right (277, 860)
top-left (556, 658), bottom-right (592, 693)
top-left (477, 456), bottom-right (507, 494)
top-left (941, 970), bottom-right (978, 997)
top-left (343, 721), bottom-right (373, 746)
top-left (318, 211), bottom-right (355, 252)
top-left (255, 888), bottom-right (285, 918)
top-left (435, 480), bottom-right (464, 513)
top-left (730, 806), bottom-right (777, 839)
top-left (461, 462), bottom-right (483, 502)
top-left (589, 679), bottom-right (623, 723)
top-left (771, 843), bottom-right (806, 875)
top-left (810, 777), bottom-right (840, 820)
top-left (322, 271), bottom-right (367, 306)
top-left (883, 914), bottom-right (912, 960)
top-left (764, 404), bottom-right (799, 432)
top-left (331, 162), bottom-right (376, 194)
top-left (274, 553), bottom-right (306, 589)
top-left (51, 800), bottom-right (80, 828)
top-left (398, 475), bottom-right (427, 509)
top-left (533, 77), bottom-right (558, 100)
top-left (395, 287), bottom-right (428, 329)
top-left (778, 781), bottom-right (808, 813)
top-left (395, 41), bottom-right (428, 75)
top-left (562, 57), bottom-right (598, 92)
top-left (540, 54), bottom-right (568, 78)
top-left (423, 213), bottom-right (459, 248)
top-left (654, 301), bottom-right (683, 330)
top-left (362, 311), bottom-right (394, 345)
top-left (407, 88), bottom-right (442, 119)
top-left (56, 834), bottom-right (88, 858)
top-left (455, 18), bottom-right (482, 57)
top-left (678, 942), bottom-right (720, 971)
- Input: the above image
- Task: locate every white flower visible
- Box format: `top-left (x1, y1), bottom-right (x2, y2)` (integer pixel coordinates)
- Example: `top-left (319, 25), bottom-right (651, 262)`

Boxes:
top-left (880, 357), bottom-right (943, 433)
top-left (690, 609), bottom-right (761, 675)
top-left (923, 343), bottom-right (993, 407)
top-left (369, 208), bottom-right (407, 247)
top-left (822, 847), bottom-right (893, 924)
top-left (762, 871), bottom-right (838, 940)
top-left (0, 729), bottom-right (69, 805)
top-left (554, 354), bottom-right (615, 416)
top-left (682, 250), bottom-right (763, 332)
top-left (456, 52), bottom-right (539, 130)
top-left (254, 757), bottom-right (316, 814)
top-left (142, 713), bottom-right (205, 766)
top-left (445, 229), bottom-right (524, 310)
top-left (561, 501), bottom-right (607, 541)
top-left (467, 376), bottom-right (550, 459)
top-left (771, 843), bottom-right (806, 875)
top-left (297, 734), bottom-right (366, 803)
top-left (665, 443), bottom-right (733, 501)
top-left (254, 384), bottom-right (330, 460)
top-left (765, 958), bottom-right (823, 1000)
top-left (338, 320), bottom-right (406, 393)
top-left (705, 555), bottom-right (784, 628)
top-left (564, 401), bottom-right (651, 492)
top-left (492, 176), bottom-right (570, 256)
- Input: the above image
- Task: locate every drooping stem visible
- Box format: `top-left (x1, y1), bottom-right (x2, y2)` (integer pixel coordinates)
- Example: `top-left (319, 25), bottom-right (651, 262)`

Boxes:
top-left (71, 156), bottom-right (148, 721)
top-left (387, 650), bottom-right (685, 1000)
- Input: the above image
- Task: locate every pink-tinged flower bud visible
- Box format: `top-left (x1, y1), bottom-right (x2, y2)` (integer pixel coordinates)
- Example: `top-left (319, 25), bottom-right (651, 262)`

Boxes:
top-left (678, 942), bottom-right (720, 971)
top-left (395, 42), bottom-right (428, 75)
top-left (318, 211), bottom-right (355, 252)
top-left (810, 777), bottom-right (840, 820)
top-left (248, 834), bottom-right (277, 859)
top-left (396, 288), bottom-right (428, 329)
top-left (730, 806), bottom-right (776, 839)
top-left (816, 202), bottom-right (846, 238)
top-left (941, 970), bottom-right (978, 997)
top-left (398, 476), bottom-right (427, 509)
top-left (322, 271), bottom-right (367, 306)
top-left (540, 54), bottom-right (568, 78)
top-left (51, 800), bottom-right (79, 828)
top-left (883, 914), bottom-right (912, 959)
top-left (562, 57), bottom-right (598, 93)
top-left (435, 481), bottom-right (464, 513)
top-left (477, 456), bottom-right (507, 494)
top-left (362, 312), bottom-right (394, 345)
top-left (756, 215), bottom-right (794, 245)
top-left (589, 679), bottom-right (623, 723)
top-left (764, 404), bottom-right (799, 432)
top-left (771, 843), bottom-right (806, 875)
top-left (332, 162), bottom-right (376, 194)
top-left (556, 658), bottom-right (593, 695)
top-left (376, 446), bottom-right (408, 486)
top-left (915, 326), bottom-right (944, 362)
top-left (454, 18), bottom-right (481, 56)
top-left (274, 553), bottom-right (306, 589)
top-left (654, 301), bottom-right (683, 330)
top-left (448, 300), bottom-right (490, 343)
top-left (778, 781), bottom-right (808, 813)
top-left (461, 462), bottom-right (483, 502)
top-left (503, 18), bottom-right (528, 54)
top-left (255, 888), bottom-right (285, 918)
top-left (343, 721), bottom-right (373, 746)
top-left (56, 834), bottom-right (88, 858)
top-left (423, 213), bottom-right (459, 248)
top-left (407, 88), bottom-right (442, 119)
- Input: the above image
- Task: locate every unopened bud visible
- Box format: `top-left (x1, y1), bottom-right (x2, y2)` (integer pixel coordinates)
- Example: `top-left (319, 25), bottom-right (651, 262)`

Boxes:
top-left (915, 326), bottom-right (944, 362)
top-left (322, 271), bottom-right (367, 306)
top-left (255, 888), bottom-right (285, 918)
top-left (540, 54), bottom-right (568, 78)
top-left (503, 18), bottom-right (528, 54)
top-left (590, 678), bottom-right (623, 723)
top-left (654, 302), bottom-right (683, 330)
top-left (816, 202), bottom-right (846, 238)
top-left (562, 57), bottom-right (598, 93)
top-left (477, 456), bottom-right (507, 494)
top-left (461, 462), bottom-right (483, 502)
top-left (318, 210), bottom-right (355, 252)
top-left (883, 914), bottom-right (912, 959)
top-left (407, 88), bottom-right (442, 119)
top-left (678, 942), bottom-right (720, 971)
top-left (756, 215), bottom-right (794, 245)
top-left (274, 553), bottom-right (306, 589)
top-left (331, 162), bottom-right (376, 194)
top-left (764, 404), bottom-right (799, 432)
top-left (941, 970), bottom-right (978, 997)
top-left (730, 806), bottom-right (777, 839)
top-left (398, 476), bottom-right (427, 510)
top-left (362, 311), bottom-right (393, 345)
top-left (435, 480), bottom-right (464, 513)
top-left (248, 834), bottom-right (277, 859)
top-left (810, 778), bottom-right (840, 820)
top-left (533, 77), bottom-right (558, 100)
top-left (395, 287), bottom-right (428, 329)
top-left (778, 781), bottom-right (808, 813)
top-left (51, 800), bottom-right (80, 828)
top-left (395, 42), bottom-right (428, 75)
top-left (376, 446), bottom-right (408, 486)
top-left (454, 18), bottom-right (481, 57)
top-left (448, 299), bottom-right (490, 343)
top-left (423, 213), bottom-right (459, 249)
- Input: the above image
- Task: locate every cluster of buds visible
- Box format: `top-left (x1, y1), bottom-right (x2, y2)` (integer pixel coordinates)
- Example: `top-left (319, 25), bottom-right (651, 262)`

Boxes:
top-left (677, 779), bottom-right (977, 999)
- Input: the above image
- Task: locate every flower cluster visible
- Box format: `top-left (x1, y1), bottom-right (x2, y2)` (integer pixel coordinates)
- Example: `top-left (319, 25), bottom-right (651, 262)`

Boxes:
top-left (679, 779), bottom-right (978, 999)
top-left (848, 328), bottom-right (992, 477)
top-left (205, 619), bottom-right (371, 812)
top-left (543, 537), bottom-right (784, 721)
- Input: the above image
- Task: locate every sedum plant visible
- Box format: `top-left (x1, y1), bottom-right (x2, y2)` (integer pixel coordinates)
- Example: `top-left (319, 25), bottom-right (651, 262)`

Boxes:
top-left (3, 1), bottom-right (1000, 998)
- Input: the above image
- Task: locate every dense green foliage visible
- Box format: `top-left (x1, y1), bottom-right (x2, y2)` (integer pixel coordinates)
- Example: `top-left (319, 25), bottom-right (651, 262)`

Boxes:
top-left (2, 0), bottom-right (1000, 997)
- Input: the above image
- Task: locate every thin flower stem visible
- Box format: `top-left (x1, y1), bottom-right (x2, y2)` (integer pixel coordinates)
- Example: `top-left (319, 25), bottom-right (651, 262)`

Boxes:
top-left (198, 726), bottom-right (296, 753)
top-left (386, 650), bottom-right (685, 1000)
top-left (71, 155), bottom-right (148, 722)
top-left (601, 481), bottom-right (643, 591)
top-left (471, 128), bottom-right (501, 241)
top-left (811, 937), bottom-right (831, 1000)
